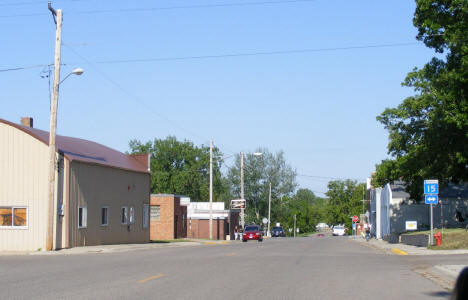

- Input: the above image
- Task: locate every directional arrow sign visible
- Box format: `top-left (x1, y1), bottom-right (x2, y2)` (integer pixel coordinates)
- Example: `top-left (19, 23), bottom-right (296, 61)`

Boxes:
top-left (425, 194), bottom-right (438, 205)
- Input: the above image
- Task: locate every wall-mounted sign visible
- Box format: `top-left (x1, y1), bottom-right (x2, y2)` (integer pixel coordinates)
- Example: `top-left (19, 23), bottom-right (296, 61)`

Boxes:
top-left (405, 221), bottom-right (417, 231)
top-left (150, 205), bottom-right (160, 221)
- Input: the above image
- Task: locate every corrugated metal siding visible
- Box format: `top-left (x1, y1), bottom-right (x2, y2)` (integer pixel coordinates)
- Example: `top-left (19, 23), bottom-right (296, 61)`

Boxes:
top-left (69, 161), bottom-right (150, 247)
top-left (0, 123), bottom-right (48, 251)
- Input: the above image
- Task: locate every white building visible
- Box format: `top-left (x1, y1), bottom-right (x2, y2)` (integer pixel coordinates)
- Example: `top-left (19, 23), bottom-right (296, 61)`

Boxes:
top-left (0, 118), bottom-right (151, 251)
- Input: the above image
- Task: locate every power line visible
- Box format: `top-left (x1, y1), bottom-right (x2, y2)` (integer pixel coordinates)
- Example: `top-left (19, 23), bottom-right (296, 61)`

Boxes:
top-left (91, 42), bottom-right (420, 65)
top-left (297, 174), bottom-right (365, 181)
top-left (63, 44), bottom-right (214, 145)
top-left (0, 0), bottom-right (91, 7)
top-left (0, 64), bottom-right (49, 72)
top-left (0, 0), bottom-right (318, 18)
top-left (1, 41), bottom-right (421, 73)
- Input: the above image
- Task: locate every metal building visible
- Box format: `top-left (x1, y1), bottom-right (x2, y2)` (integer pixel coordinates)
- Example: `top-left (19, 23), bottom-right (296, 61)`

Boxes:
top-left (0, 118), bottom-right (151, 251)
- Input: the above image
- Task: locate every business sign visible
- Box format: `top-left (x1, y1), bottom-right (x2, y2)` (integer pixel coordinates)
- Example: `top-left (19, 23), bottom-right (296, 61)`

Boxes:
top-left (230, 199), bottom-right (246, 209)
top-left (150, 205), bottom-right (160, 221)
top-left (424, 179), bottom-right (439, 194)
top-left (425, 194), bottom-right (438, 204)
top-left (405, 221), bottom-right (417, 231)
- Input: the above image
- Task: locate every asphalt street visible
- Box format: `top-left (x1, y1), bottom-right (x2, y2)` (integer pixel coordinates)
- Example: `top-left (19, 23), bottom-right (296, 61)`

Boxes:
top-left (1, 235), bottom-right (466, 300)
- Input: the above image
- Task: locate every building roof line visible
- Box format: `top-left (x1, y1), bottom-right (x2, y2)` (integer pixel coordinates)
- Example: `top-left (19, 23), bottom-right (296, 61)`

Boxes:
top-left (0, 118), bottom-right (149, 174)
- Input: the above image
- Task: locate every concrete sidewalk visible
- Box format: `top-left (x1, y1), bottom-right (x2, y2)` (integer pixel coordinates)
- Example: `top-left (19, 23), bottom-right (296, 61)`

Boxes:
top-left (0, 239), bottom-right (231, 256)
top-left (350, 235), bottom-right (468, 256)
top-left (350, 236), bottom-right (468, 290)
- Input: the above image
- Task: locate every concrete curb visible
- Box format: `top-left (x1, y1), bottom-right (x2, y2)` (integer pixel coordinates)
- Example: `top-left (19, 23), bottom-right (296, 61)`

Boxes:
top-left (1, 241), bottom-right (203, 256)
top-left (391, 248), bottom-right (408, 255)
top-left (350, 236), bottom-right (468, 255)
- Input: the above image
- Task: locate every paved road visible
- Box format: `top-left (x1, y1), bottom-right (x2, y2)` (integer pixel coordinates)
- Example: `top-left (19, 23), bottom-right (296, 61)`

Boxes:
top-left (1, 235), bottom-right (466, 299)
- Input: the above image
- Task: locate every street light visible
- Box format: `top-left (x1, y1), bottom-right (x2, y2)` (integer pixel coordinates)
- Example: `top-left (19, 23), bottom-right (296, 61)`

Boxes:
top-left (59, 68), bottom-right (84, 85)
top-left (46, 67), bottom-right (83, 250)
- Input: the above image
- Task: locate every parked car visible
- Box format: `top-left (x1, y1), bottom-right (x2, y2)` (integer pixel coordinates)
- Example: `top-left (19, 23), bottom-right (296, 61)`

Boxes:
top-left (242, 225), bottom-right (263, 242)
top-left (332, 225), bottom-right (346, 236)
top-left (272, 226), bottom-right (286, 237)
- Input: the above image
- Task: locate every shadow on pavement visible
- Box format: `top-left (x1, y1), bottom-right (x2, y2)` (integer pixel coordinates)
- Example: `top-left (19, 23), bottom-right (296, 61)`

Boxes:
top-left (424, 291), bottom-right (451, 298)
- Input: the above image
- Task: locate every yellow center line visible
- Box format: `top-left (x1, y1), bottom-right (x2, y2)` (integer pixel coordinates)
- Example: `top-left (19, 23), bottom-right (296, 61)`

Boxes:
top-left (138, 273), bottom-right (165, 283)
top-left (226, 252), bottom-right (236, 256)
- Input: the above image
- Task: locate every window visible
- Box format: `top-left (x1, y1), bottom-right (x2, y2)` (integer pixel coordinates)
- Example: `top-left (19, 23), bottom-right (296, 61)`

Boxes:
top-left (142, 204), bottom-right (149, 229)
top-left (121, 206), bottom-right (128, 224)
top-left (129, 206), bottom-right (135, 224)
top-left (150, 205), bottom-right (160, 221)
top-left (78, 207), bottom-right (87, 228)
top-left (0, 207), bottom-right (27, 228)
top-left (101, 206), bottom-right (109, 226)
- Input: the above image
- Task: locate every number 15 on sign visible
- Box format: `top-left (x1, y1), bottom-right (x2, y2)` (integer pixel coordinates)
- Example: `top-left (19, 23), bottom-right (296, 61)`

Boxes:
top-left (424, 180), bottom-right (439, 194)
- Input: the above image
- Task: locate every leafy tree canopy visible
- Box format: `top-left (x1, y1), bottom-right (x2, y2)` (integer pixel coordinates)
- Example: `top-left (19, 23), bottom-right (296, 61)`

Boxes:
top-left (225, 148), bottom-right (297, 223)
top-left (374, 0), bottom-right (468, 199)
top-left (128, 136), bottom-right (225, 202)
top-left (325, 180), bottom-right (365, 231)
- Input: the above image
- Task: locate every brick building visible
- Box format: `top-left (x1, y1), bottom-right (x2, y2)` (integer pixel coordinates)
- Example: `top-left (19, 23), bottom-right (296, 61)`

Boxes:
top-left (149, 194), bottom-right (187, 240)
top-left (187, 202), bottom-right (229, 240)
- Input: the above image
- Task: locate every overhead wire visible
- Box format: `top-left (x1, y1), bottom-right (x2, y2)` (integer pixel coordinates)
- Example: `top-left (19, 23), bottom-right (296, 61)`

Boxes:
top-left (92, 42), bottom-right (421, 65)
top-left (0, 41), bottom-right (422, 73)
top-left (0, 0), bottom-right (318, 17)
top-left (297, 173), bottom-right (366, 181)
top-left (0, 64), bottom-right (50, 72)
top-left (63, 44), bottom-right (210, 144)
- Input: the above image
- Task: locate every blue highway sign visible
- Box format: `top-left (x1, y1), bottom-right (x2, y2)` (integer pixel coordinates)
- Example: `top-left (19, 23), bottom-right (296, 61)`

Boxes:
top-left (424, 179), bottom-right (439, 194)
top-left (425, 194), bottom-right (438, 205)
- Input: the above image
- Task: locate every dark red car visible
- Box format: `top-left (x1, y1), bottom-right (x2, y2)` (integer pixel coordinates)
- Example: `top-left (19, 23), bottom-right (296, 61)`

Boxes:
top-left (242, 225), bottom-right (263, 242)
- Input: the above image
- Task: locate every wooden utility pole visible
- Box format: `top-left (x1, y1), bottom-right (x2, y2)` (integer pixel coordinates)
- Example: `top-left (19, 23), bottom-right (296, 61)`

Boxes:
top-left (267, 182), bottom-right (271, 237)
top-left (294, 214), bottom-right (296, 238)
top-left (209, 139), bottom-right (213, 240)
top-left (46, 3), bottom-right (62, 251)
top-left (240, 152), bottom-right (244, 230)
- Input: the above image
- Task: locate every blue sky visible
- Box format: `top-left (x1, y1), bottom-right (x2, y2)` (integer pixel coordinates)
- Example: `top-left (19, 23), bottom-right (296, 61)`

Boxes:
top-left (1, 0), bottom-right (437, 196)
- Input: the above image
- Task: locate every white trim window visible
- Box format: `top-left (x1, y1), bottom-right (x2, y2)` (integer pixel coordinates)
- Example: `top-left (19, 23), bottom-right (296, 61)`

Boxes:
top-left (101, 206), bottom-right (109, 226)
top-left (0, 207), bottom-right (28, 228)
top-left (142, 204), bottom-right (149, 229)
top-left (121, 206), bottom-right (128, 224)
top-left (78, 206), bottom-right (87, 228)
top-left (129, 206), bottom-right (135, 224)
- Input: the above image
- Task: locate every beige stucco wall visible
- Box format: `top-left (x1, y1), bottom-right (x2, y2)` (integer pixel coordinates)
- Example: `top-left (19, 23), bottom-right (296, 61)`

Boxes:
top-left (0, 123), bottom-right (48, 251)
top-left (68, 161), bottom-right (150, 247)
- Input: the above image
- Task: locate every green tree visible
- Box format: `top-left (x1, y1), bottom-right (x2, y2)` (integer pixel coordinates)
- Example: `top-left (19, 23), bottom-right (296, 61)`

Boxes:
top-left (225, 148), bottom-right (297, 223)
top-left (325, 180), bottom-right (365, 232)
top-left (269, 189), bottom-right (328, 235)
top-left (374, 0), bottom-right (468, 199)
top-left (128, 136), bottom-right (226, 202)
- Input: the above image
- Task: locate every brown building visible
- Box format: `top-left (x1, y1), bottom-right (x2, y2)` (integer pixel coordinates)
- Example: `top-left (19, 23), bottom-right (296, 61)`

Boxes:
top-left (149, 194), bottom-right (187, 240)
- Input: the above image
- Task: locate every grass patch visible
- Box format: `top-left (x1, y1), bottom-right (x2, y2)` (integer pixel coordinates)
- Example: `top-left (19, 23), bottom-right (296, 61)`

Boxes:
top-left (429, 228), bottom-right (468, 250)
top-left (150, 239), bottom-right (194, 243)
top-left (296, 232), bottom-right (313, 237)
top-left (403, 228), bottom-right (468, 250)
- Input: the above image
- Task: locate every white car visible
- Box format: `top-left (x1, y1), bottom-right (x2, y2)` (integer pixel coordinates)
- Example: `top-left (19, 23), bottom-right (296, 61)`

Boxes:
top-left (332, 225), bottom-right (346, 236)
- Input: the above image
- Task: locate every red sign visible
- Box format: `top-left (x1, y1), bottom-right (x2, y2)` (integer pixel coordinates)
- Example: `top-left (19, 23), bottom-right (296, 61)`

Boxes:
top-left (352, 215), bottom-right (359, 223)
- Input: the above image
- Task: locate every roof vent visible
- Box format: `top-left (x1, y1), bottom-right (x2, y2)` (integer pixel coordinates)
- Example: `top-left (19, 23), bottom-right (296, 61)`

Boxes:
top-left (21, 117), bottom-right (33, 128)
